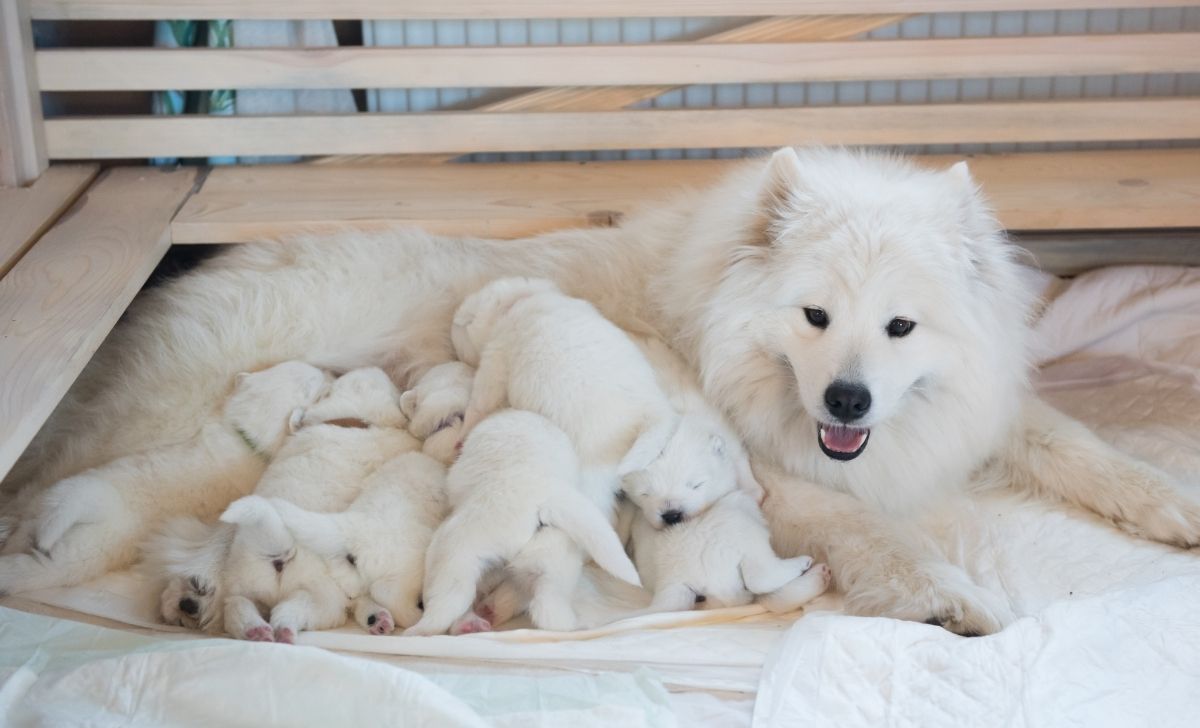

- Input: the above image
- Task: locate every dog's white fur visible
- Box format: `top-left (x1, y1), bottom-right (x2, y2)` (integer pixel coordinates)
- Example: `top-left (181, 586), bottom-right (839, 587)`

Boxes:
top-left (10, 148), bottom-right (1199, 635)
top-left (152, 367), bottom-right (419, 641)
top-left (0, 361), bottom-right (332, 595)
top-left (231, 451), bottom-right (447, 635)
top-left (406, 409), bottom-right (640, 635)
top-left (400, 361), bottom-right (475, 465)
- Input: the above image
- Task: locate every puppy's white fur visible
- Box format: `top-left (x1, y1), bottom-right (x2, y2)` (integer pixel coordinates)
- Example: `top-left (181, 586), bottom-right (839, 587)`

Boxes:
top-left (232, 451), bottom-right (447, 634)
top-left (153, 367), bottom-right (419, 641)
top-left (406, 410), bottom-right (640, 635)
top-left (401, 361), bottom-right (474, 465)
top-left (0, 361), bottom-right (332, 595)
top-left (14, 148), bottom-right (1199, 635)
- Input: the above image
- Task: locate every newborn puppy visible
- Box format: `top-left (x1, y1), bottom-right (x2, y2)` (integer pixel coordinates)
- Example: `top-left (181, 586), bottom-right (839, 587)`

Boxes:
top-left (0, 361), bottom-right (332, 596)
top-left (227, 450), bottom-right (447, 635)
top-left (406, 410), bottom-right (641, 636)
top-left (152, 367), bottom-right (419, 642)
top-left (401, 361), bottom-right (474, 465)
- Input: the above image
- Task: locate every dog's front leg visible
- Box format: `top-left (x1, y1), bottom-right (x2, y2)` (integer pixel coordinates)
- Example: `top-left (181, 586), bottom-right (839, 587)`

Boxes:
top-left (756, 461), bottom-right (1013, 636)
top-left (994, 396), bottom-right (1200, 549)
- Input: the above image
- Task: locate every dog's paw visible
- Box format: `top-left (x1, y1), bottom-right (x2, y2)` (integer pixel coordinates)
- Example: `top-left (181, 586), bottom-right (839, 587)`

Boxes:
top-left (844, 559), bottom-right (1013, 637)
top-left (449, 612), bottom-right (492, 635)
top-left (1103, 464), bottom-right (1200, 549)
top-left (273, 627), bottom-right (296, 644)
top-left (365, 608), bottom-right (394, 636)
top-left (244, 625), bottom-right (274, 642)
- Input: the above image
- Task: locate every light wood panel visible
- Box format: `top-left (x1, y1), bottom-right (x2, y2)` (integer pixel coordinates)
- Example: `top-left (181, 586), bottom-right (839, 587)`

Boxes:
top-left (28, 0), bottom-right (1200, 20)
top-left (0, 0), bottom-right (47, 187)
top-left (0, 167), bottom-right (197, 481)
top-left (171, 150), bottom-right (1200, 245)
top-left (0, 165), bottom-right (98, 277)
top-left (40, 34), bottom-right (1200, 91)
top-left (44, 99), bottom-right (1200, 159)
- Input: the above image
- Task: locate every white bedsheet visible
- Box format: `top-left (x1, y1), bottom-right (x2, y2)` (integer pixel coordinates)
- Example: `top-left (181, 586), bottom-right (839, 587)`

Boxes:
top-left (3, 265), bottom-right (1198, 727)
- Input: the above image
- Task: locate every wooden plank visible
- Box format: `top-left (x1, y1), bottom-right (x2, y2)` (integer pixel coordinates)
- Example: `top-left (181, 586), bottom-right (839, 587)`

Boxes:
top-left (28, 0), bottom-right (1200, 20)
top-left (0, 0), bottom-right (48, 187)
top-left (171, 150), bottom-right (1200, 245)
top-left (1015, 232), bottom-right (1200, 276)
top-left (44, 99), bottom-right (1200, 159)
top-left (0, 167), bottom-right (197, 481)
top-left (39, 34), bottom-right (1200, 91)
top-left (0, 165), bottom-right (98, 277)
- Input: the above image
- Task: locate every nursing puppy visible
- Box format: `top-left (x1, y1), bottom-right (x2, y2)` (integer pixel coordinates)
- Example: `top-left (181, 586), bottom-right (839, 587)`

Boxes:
top-left (228, 451), bottom-right (447, 635)
top-left (154, 367), bottom-right (419, 642)
top-left (400, 361), bottom-right (474, 465)
top-left (0, 361), bottom-right (332, 595)
top-left (406, 410), bottom-right (641, 635)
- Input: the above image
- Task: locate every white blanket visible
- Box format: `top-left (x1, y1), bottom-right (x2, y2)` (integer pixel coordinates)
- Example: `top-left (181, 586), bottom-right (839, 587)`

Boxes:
top-left (3, 265), bottom-right (1199, 727)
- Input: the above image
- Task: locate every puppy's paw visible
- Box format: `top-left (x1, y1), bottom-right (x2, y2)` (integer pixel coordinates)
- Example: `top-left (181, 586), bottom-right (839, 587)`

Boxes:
top-left (365, 609), bottom-right (394, 636)
top-left (449, 613), bottom-right (492, 635)
top-left (790, 555), bottom-right (814, 573)
top-left (244, 625), bottom-right (274, 642)
top-left (273, 626), bottom-right (296, 644)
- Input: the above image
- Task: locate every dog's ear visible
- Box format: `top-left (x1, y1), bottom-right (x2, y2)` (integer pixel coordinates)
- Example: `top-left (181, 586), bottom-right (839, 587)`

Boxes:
top-left (617, 416), bottom-right (678, 477)
top-left (399, 390), bottom-right (417, 420)
top-left (750, 147), bottom-right (804, 247)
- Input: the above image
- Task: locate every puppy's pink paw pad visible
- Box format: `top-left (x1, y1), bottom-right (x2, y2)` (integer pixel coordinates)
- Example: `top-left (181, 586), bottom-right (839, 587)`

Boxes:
top-left (245, 625), bottom-right (274, 642)
top-left (814, 564), bottom-right (832, 587)
top-left (274, 627), bottom-right (296, 644)
top-left (476, 604), bottom-right (495, 623)
top-left (367, 610), bottom-right (394, 635)
top-left (451, 615), bottom-right (492, 635)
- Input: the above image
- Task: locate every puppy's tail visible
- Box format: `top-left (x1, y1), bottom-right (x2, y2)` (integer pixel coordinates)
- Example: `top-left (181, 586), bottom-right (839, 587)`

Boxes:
top-left (36, 475), bottom-right (123, 552)
top-left (262, 497), bottom-right (349, 559)
top-left (542, 491), bottom-right (642, 587)
top-left (219, 496), bottom-right (294, 557)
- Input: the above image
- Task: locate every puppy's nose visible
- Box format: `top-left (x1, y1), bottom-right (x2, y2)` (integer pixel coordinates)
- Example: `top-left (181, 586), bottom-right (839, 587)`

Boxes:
top-left (824, 381), bottom-right (872, 422)
top-left (179, 597), bottom-right (199, 616)
top-left (661, 509), bottom-right (684, 526)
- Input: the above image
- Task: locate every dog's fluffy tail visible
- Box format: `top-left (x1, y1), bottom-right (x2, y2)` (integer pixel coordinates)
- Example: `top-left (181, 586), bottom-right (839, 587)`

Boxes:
top-left (261, 497), bottom-right (349, 559)
top-left (541, 490), bottom-right (641, 587)
top-left (219, 495), bottom-right (294, 557)
top-left (35, 475), bottom-right (123, 552)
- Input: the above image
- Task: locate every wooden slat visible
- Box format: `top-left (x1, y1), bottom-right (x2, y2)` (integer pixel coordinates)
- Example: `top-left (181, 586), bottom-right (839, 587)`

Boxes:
top-left (0, 167), bottom-right (197, 481)
top-left (0, 165), bottom-right (98, 277)
top-left (44, 99), bottom-right (1200, 159)
top-left (171, 150), bottom-right (1200, 245)
top-left (28, 0), bottom-right (1200, 20)
top-left (37, 34), bottom-right (1200, 91)
top-left (0, 0), bottom-right (47, 187)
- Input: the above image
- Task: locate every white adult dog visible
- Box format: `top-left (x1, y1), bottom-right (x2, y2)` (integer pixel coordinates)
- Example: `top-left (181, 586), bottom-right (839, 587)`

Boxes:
top-left (406, 409), bottom-right (641, 635)
top-left (153, 367), bottom-right (418, 642)
top-left (227, 451), bottom-right (447, 635)
top-left (11, 148), bottom-right (1199, 635)
top-left (0, 361), bottom-right (332, 595)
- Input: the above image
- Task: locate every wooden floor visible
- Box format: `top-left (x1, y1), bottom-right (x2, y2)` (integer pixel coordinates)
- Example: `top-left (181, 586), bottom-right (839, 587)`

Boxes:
top-left (2, 148), bottom-right (1199, 482)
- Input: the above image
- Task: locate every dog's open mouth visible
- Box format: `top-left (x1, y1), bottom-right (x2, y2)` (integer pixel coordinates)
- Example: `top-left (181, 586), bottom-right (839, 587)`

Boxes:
top-left (817, 423), bottom-right (870, 461)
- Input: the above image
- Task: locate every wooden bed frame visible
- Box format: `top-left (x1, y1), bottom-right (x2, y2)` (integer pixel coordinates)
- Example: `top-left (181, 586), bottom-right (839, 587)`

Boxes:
top-left (1, 0), bottom-right (1199, 483)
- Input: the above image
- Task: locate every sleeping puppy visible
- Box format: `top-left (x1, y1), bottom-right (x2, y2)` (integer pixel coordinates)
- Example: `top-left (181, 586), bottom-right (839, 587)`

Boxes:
top-left (618, 416), bottom-right (830, 618)
top-left (0, 361), bottom-right (332, 596)
top-left (405, 410), bottom-right (641, 635)
top-left (401, 361), bottom-right (474, 465)
top-left (225, 451), bottom-right (448, 635)
top-left (151, 367), bottom-right (420, 642)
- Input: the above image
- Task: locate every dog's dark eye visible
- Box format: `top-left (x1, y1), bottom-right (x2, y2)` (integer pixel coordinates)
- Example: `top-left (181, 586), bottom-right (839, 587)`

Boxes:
top-left (803, 307), bottom-right (829, 329)
top-left (886, 317), bottom-right (916, 338)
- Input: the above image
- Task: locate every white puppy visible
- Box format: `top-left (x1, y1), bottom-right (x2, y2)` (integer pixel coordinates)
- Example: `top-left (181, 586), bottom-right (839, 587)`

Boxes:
top-left (227, 451), bottom-right (447, 635)
top-left (400, 361), bottom-right (474, 465)
top-left (406, 410), bottom-right (641, 635)
top-left (0, 361), bottom-right (332, 595)
top-left (153, 367), bottom-right (419, 642)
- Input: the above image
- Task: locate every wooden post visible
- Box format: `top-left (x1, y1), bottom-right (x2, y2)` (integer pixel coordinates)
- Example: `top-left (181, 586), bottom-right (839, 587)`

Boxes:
top-left (0, 0), bottom-right (48, 187)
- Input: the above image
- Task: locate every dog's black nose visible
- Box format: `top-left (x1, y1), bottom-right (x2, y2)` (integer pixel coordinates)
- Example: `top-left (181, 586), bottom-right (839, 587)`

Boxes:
top-left (179, 597), bottom-right (199, 616)
top-left (824, 381), bottom-right (872, 422)
top-left (661, 509), bottom-right (684, 526)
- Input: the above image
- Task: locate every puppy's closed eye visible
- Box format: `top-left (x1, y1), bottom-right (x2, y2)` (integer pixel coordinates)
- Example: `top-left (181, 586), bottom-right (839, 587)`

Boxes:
top-left (688, 481), bottom-right (704, 490)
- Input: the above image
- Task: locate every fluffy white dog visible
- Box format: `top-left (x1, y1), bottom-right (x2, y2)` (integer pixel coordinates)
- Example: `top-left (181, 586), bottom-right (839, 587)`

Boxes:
top-left (14, 148), bottom-right (1199, 635)
top-left (228, 451), bottom-right (447, 635)
top-left (400, 361), bottom-right (474, 465)
top-left (406, 409), bottom-right (641, 635)
top-left (0, 361), bottom-right (332, 595)
top-left (152, 367), bottom-right (418, 642)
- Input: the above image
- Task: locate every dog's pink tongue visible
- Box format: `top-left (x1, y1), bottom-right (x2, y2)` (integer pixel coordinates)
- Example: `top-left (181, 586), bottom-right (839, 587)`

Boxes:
top-left (822, 425), bottom-right (868, 452)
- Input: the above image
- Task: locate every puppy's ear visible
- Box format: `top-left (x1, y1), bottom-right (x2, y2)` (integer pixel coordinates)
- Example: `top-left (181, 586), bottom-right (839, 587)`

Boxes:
top-left (750, 147), bottom-right (804, 247)
top-left (618, 416), bottom-right (678, 477)
top-left (288, 407), bottom-right (306, 433)
top-left (399, 390), bottom-right (417, 420)
top-left (710, 433), bottom-right (726, 458)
